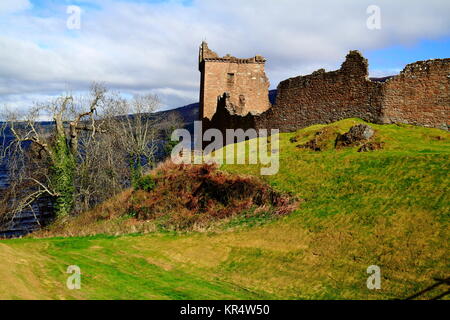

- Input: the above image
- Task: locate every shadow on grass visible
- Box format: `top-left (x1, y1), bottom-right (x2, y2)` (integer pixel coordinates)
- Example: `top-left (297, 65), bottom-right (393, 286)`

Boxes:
top-left (404, 277), bottom-right (449, 300)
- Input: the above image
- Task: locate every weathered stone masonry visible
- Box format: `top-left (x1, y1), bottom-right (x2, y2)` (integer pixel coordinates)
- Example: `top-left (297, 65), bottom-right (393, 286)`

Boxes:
top-left (380, 59), bottom-right (449, 129)
top-left (199, 42), bottom-right (271, 120)
top-left (255, 51), bottom-right (385, 132)
top-left (200, 43), bottom-right (449, 136)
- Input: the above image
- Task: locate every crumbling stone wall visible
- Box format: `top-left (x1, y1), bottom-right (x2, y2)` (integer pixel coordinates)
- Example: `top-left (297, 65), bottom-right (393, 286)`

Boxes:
top-left (256, 51), bottom-right (384, 132)
top-left (201, 46), bottom-right (449, 136)
top-left (381, 59), bottom-right (450, 130)
top-left (199, 42), bottom-right (271, 120)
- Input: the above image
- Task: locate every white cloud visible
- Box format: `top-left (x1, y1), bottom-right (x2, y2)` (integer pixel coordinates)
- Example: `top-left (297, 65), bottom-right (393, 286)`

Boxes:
top-left (0, 0), bottom-right (449, 113)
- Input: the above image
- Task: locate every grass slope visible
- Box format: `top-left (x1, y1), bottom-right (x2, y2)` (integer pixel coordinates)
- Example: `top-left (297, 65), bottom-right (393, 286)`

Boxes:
top-left (0, 119), bottom-right (448, 300)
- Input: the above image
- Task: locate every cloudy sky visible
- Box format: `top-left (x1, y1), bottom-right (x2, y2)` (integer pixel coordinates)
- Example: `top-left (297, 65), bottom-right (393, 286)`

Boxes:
top-left (1, 0), bottom-right (449, 114)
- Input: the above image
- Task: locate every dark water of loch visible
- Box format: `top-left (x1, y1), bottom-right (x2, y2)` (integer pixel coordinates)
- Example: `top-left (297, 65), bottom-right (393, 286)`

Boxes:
top-left (0, 126), bottom-right (54, 238)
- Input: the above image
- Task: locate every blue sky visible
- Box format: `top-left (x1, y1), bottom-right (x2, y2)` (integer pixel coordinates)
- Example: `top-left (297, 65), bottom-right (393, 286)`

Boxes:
top-left (0, 0), bottom-right (449, 115)
top-left (365, 37), bottom-right (450, 75)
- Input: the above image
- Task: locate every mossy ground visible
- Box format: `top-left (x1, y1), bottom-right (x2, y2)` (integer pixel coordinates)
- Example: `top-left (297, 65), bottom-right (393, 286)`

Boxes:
top-left (0, 119), bottom-right (448, 300)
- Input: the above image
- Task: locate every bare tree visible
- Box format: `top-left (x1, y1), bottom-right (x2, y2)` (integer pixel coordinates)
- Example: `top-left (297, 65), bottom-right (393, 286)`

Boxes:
top-left (0, 84), bottom-right (107, 220)
top-left (72, 93), bottom-right (162, 212)
top-left (102, 93), bottom-right (161, 184)
top-left (0, 84), bottom-right (169, 227)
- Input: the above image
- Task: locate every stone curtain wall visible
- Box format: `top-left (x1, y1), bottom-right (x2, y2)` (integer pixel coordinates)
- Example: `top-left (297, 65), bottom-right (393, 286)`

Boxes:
top-left (381, 59), bottom-right (450, 130)
top-left (199, 42), bottom-right (271, 120)
top-left (255, 51), bottom-right (384, 132)
top-left (201, 44), bottom-right (449, 136)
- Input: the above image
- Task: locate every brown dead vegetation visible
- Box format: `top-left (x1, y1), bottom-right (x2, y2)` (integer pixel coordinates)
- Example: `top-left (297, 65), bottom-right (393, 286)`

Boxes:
top-left (129, 162), bottom-right (297, 230)
top-left (35, 161), bottom-right (297, 236)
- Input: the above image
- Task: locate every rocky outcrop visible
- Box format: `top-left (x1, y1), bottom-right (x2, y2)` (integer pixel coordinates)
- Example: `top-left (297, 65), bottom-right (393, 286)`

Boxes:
top-left (335, 124), bottom-right (375, 148)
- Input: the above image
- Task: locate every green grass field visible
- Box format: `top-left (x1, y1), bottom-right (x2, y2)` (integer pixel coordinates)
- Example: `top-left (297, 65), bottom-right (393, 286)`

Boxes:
top-left (0, 119), bottom-right (448, 300)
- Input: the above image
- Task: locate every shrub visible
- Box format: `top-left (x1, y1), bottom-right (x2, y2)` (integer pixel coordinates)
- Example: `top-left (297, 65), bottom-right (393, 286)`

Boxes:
top-left (133, 175), bottom-right (157, 192)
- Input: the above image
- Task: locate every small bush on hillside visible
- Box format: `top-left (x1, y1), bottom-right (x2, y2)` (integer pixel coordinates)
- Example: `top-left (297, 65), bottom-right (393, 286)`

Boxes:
top-left (133, 175), bottom-right (157, 192)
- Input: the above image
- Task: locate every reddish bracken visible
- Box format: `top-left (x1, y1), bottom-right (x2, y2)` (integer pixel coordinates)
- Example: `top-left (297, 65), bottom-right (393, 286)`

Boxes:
top-left (128, 162), bottom-right (298, 230)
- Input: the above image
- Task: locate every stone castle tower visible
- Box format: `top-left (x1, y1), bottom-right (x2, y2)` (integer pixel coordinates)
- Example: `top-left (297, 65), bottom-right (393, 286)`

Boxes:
top-left (198, 42), bottom-right (271, 120)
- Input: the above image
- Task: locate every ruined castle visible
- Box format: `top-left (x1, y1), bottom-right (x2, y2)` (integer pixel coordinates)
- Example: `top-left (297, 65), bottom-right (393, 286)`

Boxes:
top-left (199, 42), bottom-right (449, 134)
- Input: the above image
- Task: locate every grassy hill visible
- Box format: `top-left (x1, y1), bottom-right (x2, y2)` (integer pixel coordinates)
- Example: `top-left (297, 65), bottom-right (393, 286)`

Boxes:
top-left (0, 119), bottom-right (448, 300)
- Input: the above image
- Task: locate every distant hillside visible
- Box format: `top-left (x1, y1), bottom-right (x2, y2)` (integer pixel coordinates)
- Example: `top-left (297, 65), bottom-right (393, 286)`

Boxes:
top-left (156, 102), bottom-right (199, 135)
top-left (268, 89), bottom-right (277, 105)
top-left (158, 102), bottom-right (200, 124)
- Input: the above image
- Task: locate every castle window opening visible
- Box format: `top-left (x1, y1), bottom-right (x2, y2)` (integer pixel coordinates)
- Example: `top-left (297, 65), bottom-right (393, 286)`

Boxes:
top-left (227, 73), bottom-right (235, 84)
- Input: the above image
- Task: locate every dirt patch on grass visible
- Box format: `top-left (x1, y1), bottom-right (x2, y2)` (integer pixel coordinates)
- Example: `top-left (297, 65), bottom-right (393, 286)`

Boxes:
top-left (357, 141), bottom-right (385, 152)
